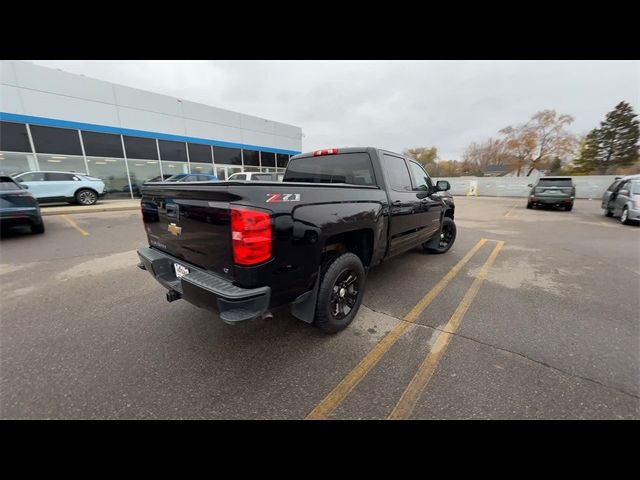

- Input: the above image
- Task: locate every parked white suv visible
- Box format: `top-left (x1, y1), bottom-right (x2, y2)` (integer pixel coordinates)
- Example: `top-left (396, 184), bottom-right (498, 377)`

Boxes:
top-left (13, 171), bottom-right (106, 205)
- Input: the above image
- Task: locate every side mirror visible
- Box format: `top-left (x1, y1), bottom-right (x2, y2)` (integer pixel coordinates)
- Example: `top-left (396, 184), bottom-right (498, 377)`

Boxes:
top-left (527, 184), bottom-right (533, 188)
top-left (435, 180), bottom-right (450, 192)
top-left (19, 183), bottom-right (29, 190)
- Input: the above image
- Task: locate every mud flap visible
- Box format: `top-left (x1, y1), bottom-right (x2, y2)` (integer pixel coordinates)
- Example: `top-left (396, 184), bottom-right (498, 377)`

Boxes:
top-left (424, 212), bottom-right (446, 249)
top-left (290, 268), bottom-right (321, 324)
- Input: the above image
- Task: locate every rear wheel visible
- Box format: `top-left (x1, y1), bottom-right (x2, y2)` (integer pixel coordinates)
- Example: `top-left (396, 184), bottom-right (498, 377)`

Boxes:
top-left (620, 207), bottom-right (632, 225)
top-left (526, 202), bottom-right (533, 209)
top-left (314, 253), bottom-right (365, 334)
top-left (565, 204), bottom-right (573, 211)
top-left (76, 189), bottom-right (98, 205)
top-left (605, 208), bottom-right (613, 217)
top-left (423, 217), bottom-right (456, 254)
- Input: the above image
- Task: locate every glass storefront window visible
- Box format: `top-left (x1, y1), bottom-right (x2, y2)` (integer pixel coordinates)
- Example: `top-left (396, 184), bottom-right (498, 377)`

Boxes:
top-left (277, 153), bottom-right (290, 169)
top-left (123, 136), bottom-right (158, 160)
top-left (0, 122), bottom-right (32, 153)
top-left (158, 140), bottom-right (188, 162)
top-left (127, 159), bottom-right (161, 197)
top-left (215, 167), bottom-right (227, 180)
top-left (213, 146), bottom-right (241, 165)
top-left (189, 162), bottom-right (214, 175)
top-left (0, 151), bottom-right (38, 176)
top-left (86, 157), bottom-right (130, 198)
top-left (188, 143), bottom-right (212, 163)
top-left (243, 149), bottom-right (260, 167)
top-left (161, 161), bottom-right (189, 178)
top-left (30, 125), bottom-right (83, 156)
top-left (82, 131), bottom-right (124, 158)
top-left (261, 151), bottom-right (276, 168)
top-left (36, 154), bottom-right (86, 173)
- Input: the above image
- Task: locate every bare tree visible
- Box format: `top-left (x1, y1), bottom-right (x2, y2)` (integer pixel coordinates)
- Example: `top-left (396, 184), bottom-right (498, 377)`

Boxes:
top-left (499, 110), bottom-right (577, 176)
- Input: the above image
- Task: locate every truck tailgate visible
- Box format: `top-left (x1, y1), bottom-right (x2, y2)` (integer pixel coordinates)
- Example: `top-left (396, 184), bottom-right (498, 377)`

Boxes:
top-left (141, 185), bottom-right (234, 277)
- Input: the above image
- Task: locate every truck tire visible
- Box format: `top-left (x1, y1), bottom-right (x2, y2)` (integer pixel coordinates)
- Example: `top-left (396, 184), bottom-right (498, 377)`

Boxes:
top-left (423, 217), bottom-right (456, 254)
top-left (620, 207), bottom-right (632, 225)
top-left (314, 253), bottom-right (365, 334)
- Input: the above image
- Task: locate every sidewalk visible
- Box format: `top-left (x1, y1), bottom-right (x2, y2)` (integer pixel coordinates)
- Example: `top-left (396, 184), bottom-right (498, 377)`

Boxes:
top-left (40, 199), bottom-right (140, 216)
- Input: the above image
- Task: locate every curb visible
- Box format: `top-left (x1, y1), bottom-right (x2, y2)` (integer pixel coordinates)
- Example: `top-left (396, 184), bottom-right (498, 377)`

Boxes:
top-left (41, 205), bottom-right (140, 216)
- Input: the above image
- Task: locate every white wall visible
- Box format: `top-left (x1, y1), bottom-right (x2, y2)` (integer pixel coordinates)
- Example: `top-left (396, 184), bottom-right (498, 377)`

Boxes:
top-left (0, 60), bottom-right (302, 153)
top-left (434, 175), bottom-right (619, 199)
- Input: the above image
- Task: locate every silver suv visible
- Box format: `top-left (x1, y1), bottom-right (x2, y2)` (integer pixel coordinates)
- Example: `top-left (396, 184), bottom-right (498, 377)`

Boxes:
top-left (601, 174), bottom-right (640, 225)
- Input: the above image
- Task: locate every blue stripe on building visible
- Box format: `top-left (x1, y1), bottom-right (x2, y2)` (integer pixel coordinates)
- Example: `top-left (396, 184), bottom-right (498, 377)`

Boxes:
top-left (0, 112), bottom-right (301, 156)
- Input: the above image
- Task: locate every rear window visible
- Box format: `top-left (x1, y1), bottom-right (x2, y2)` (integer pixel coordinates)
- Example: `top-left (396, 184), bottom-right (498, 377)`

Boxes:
top-left (538, 178), bottom-right (572, 187)
top-left (283, 153), bottom-right (376, 186)
top-left (0, 177), bottom-right (19, 191)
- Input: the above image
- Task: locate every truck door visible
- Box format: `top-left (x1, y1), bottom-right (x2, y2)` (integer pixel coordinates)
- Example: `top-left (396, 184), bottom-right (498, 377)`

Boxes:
top-left (382, 154), bottom-right (424, 257)
top-left (406, 160), bottom-right (443, 240)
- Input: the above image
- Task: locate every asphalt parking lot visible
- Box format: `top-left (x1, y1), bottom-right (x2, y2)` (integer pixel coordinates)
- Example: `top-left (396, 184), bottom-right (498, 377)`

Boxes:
top-left (1, 197), bottom-right (638, 419)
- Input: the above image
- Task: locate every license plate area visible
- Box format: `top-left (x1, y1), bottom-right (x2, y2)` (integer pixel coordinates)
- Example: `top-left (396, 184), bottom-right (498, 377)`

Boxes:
top-left (174, 263), bottom-right (190, 278)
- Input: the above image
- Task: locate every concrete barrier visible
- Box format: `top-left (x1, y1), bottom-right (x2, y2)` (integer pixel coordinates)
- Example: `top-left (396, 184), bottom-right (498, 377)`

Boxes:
top-left (434, 175), bottom-right (618, 199)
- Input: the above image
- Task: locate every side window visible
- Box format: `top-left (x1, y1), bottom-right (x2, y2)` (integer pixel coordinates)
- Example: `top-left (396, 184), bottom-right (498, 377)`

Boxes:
top-left (46, 173), bottom-right (74, 181)
top-left (17, 172), bottom-right (46, 182)
top-left (608, 181), bottom-right (621, 192)
top-left (619, 181), bottom-right (631, 193)
top-left (407, 161), bottom-right (432, 191)
top-left (383, 154), bottom-right (412, 192)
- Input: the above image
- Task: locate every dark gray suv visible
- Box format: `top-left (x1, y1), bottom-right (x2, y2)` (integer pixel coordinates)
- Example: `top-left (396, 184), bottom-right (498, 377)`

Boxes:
top-left (527, 177), bottom-right (576, 211)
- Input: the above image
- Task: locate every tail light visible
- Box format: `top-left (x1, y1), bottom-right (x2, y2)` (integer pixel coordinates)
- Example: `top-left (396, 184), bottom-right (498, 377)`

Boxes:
top-left (230, 207), bottom-right (272, 266)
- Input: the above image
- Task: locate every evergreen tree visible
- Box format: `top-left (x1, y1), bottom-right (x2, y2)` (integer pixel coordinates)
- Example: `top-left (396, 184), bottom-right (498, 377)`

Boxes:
top-left (595, 101), bottom-right (639, 174)
top-left (573, 130), bottom-right (600, 174)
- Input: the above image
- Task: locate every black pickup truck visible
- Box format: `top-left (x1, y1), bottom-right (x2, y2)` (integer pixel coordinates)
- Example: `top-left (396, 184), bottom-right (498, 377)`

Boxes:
top-left (137, 147), bottom-right (456, 333)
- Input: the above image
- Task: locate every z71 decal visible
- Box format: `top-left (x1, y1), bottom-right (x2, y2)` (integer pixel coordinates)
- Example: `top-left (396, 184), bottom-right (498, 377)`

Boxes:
top-left (266, 193), bottom-right (301, 203)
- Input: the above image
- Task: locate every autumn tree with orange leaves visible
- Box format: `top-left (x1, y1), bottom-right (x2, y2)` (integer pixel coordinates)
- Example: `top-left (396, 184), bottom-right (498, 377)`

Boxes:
top-left (499, 110), bottom-right (578, 176)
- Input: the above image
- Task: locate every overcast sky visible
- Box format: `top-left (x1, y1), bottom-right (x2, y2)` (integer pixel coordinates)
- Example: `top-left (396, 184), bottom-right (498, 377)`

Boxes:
top-left (31, 60), bottom-right (639, 159)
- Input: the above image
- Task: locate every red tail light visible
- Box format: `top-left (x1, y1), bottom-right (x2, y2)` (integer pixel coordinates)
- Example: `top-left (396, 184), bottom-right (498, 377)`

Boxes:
top-left (230, 207), bottom-right (272, 266)
top-left (313, 148), bottom-right (338, 156)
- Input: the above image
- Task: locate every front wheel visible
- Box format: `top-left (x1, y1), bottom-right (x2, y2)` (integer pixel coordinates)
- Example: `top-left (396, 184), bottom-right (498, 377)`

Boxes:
top-left (423, 217), bottom-right (457, 254)
top-left (314, 253), bottom-right (365, 334)
top-left (76, 189), bottom-right (98, 205)
top-left (621, 207), bottom-right (632, 225)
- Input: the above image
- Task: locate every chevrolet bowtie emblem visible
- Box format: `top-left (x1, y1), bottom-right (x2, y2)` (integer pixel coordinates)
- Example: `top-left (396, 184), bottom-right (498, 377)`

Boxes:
top-left (168, 223), bottom-right (182, 236)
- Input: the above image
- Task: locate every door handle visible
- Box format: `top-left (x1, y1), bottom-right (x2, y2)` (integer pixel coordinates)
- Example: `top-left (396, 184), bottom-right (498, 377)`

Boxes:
top-left (392, 200), bottom-right (402, 206)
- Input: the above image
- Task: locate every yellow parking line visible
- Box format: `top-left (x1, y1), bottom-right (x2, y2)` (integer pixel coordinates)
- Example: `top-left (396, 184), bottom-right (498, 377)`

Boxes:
top-left (61, 214), bottom-right (89, 236)
top-left (305, 238), bottom-right (489, 420)
top-left (504, 205), bottom-right (517, 217)
top-left (388, 240), bottom-right (504, 420)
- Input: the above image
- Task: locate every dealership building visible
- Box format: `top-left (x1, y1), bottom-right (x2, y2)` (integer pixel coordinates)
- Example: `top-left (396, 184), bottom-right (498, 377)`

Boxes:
top-left (0, 60), bottom-right (303, 197)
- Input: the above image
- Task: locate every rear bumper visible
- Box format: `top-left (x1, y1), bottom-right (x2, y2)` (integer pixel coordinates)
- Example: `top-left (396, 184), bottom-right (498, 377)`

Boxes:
top-left (137, 247), bottom-right (271, 324)
top-left (0, 208), bottom-right (41, 226)
top-left (530, 197), bottom-right (573, 206)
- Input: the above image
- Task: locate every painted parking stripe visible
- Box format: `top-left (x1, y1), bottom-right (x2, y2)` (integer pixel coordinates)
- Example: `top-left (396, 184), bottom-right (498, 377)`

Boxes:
top-left (504, 204), bottom-right (517, 217)
top-left (388, 240), bottom-right (504, 420)
top-left (61, 215), bottom-right (90, 236)
top-left (305, 238), bottom-right (489, 420)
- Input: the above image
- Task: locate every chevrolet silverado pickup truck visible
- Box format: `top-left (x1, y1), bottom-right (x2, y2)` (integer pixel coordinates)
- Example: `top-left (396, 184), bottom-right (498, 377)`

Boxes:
top-left (137, 147), bottom-right (456, 333)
